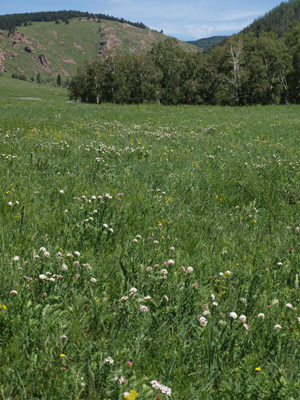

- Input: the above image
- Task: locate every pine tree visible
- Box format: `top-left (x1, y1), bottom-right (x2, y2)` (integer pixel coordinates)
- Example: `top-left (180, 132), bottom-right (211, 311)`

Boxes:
top-left (57, 73), bottom-right (61, 87)
top-left (37, 73), bottom-right (41, 84)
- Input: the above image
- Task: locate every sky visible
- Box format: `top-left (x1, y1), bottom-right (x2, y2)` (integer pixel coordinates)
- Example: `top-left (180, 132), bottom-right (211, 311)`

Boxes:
top-left (1, 0), bottom-right (284, 41)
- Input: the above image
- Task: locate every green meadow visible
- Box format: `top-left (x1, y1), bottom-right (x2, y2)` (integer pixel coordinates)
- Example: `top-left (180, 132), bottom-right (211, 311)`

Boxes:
top-left (1, 83), bottom-right (300, 399)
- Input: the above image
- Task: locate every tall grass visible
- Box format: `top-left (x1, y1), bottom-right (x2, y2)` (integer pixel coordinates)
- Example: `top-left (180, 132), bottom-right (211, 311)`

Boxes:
top-left (1, 99), bottom-right (300, 399)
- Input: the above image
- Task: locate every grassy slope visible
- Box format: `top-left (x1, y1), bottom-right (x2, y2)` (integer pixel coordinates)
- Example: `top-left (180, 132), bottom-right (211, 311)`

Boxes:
top-left (186, 35), bottom-right (227, 49)
top-left (0, 18), bottom-right (198, 78)
top-left (0, 74), bottom-right (69, 101)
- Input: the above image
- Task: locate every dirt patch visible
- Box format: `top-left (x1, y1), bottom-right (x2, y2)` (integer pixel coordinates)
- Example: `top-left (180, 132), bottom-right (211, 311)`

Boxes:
top-left (0, 30), bottom-right (3, 34)
top-left (59, 41), bottom-right (67, 45)
top-left (104, 27), bottom-right (116, 34)
top-left (125, 38), bottom-right (134, 45)
top-left (130, 48), bottom-right (138, 55)
top-left (53, 31), bottom-right (57, 38)
top-left (122, 23), bottom-right (134, 28)
top-left (0, 49), bottom-right (8, 72)
top-left (36, 43), bottom-right (47, 51)
top-left (137, 40), bottom-right (146, 49)
top-left (36, 26), bottom-right (41, 30)
top-left (17, 66), bottom-right (24, 74)
top-left (10, 51), bottom-right (19, 58)
top-left (61, 56), bottom-right (77, 64)
top-left (74, 42), bottom-right (83, 50)
top-left (25, 45), bottom-right (35, 54)
top-left (48, 41), bottom-right (54, 46)
top-left (12, 43), bottom-right (20, 49)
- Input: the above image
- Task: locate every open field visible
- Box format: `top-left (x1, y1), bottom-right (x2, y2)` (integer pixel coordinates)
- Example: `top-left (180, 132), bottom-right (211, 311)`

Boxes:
top-left (1, 96), bottom-right (300, 399)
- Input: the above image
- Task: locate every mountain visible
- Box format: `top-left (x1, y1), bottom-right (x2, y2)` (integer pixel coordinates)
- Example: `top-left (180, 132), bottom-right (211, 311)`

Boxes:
top-left (185, 35), bottom-right (227, 49)
top-left (242, 0), bottom-right (300, 37)
top-left (0, 15), bottom-right (198, 77)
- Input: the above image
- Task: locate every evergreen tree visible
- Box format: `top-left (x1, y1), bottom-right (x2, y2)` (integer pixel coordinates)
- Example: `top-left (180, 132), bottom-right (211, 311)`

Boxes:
top-left (57, 74), bottom-right (61, 87)
top-left (37, 73), bottom-right (41, 84)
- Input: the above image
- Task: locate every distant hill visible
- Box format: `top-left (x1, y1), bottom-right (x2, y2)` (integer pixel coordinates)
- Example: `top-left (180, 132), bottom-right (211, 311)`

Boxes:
top-left (0, 17), bottom-right (198, 77)
top-left (0, 10), bottom-right (149, 32)
top-left (185, 35), bottom-right (227, 49)
top-left (242, 0), bottom-right (300, 37)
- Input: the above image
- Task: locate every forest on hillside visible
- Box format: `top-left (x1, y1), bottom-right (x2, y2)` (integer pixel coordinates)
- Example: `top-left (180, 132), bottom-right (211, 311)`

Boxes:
top-left (242, 0), bottom-right (300, 37)
top-left (68, 25), bottom-right (300, 106)
top-left (0, 10), bottom-right (149, 33)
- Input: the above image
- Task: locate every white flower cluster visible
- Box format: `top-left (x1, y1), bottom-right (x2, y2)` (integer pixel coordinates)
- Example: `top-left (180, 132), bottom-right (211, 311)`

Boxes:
top-left (151, 380), bottom-right (171, 397)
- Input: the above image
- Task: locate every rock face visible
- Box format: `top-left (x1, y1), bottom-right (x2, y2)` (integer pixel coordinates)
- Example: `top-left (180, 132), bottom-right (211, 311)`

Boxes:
top-left (0, 50), bottom-right (8, 72)
top-left (38, 53), bottom-right (48, 66)
top-left (25, 45), bottom-right (35, 54)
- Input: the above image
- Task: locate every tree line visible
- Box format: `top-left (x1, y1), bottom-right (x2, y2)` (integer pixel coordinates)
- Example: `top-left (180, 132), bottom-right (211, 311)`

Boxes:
top-left (0, 10), bottom-right (149, 33)
top-left (68, 25), bottom-right (300, 106)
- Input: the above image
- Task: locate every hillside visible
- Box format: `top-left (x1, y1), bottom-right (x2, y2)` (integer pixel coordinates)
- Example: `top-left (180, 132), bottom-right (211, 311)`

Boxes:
top-left (242, 0), bottom-right (300, 37)
top-left (0, 17), bottom-right (198, 77)
top-left (185, 35), bottom-right (227, 49)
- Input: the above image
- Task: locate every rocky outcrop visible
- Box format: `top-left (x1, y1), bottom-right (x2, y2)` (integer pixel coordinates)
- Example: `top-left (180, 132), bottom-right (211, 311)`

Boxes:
top-left (0, 30), bottom-right (4, 35)
top-left (0, 49), bottom-right (8, 72)
top-left (25, 45), bottom-right (35, 54)
top-left (38, 53), bottom-right (48, 66)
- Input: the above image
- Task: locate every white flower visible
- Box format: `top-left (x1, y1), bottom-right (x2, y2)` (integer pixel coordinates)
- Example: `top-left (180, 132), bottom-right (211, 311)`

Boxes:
top-left (140, 305), bottom-right (148, 312)
top-left (297, 317), bottom-right (300, 323)
top-left (105, 357), bottom-right (114, 364)
top-left (103, 224), bottom-right (108, 228)
top-left (168, 259), bottom-right (174, 264)
top-left (219, 272), bottom-right (224, 276)
top-left (62, 264), bottom-right (68, 271)
top-left (10, 290), bottom-right (18, 295)
top-left (13, 256), bottom-right (20, 261)
top-left (211, 294), bottom-right (215, 301)
top-left (277, 262), bottom-right (283, 266)
top-left (186, 266), bottom-right (193, 274)
top-left (243, 323), bottom-right (249, 330)
top-left (130, 287), bottom-right (137, 293)
top-left (154, 240), bottom-right (159, 244)
top-left (239, 315), bottom-right (247, 323)
top-left (258, 313), bottom-right (265, 318)
top-left (160, 269), bottom-right (168, 275)
top-left (144, 295), bottom-right (152, 300)
top-left (121, 296), bottom-right (128, 301)
top-left (92, 196), bottom-right (96, 200)
top-left (135, 235), bottom-right (142, 239)
top-left (59, 190), bottom-right (64, 194)
top-left (241, 298), bottom-right (247, 303)
top-left (74, 251), bottom-right (80, 257)
top-left (296, 227), bottom-right (299, 232)
top-left (60, 335), bottom-right (68, 340)
top-left (197, 316), bottom-right (207, 326)
top-left (44, 251), bottom-right (50, 258)
top-left (274, 324), bottom-right (282, 329)
top-left (213, 302), bottom-right (218, 306)
top-left (133, 239), bottom-right (138, 242)
top-left (39, 247), bottom-right (46, 252)
top-left (170, 246), bottom-right (175, 251)
top-left (109, 228), bottom-right (113, 233)
top-left (91, 278), bottom-right (97, 283)
top-left (230, 312), bottom-right (237, 319)
top-left (225, 270), bottom-right (231, 275)
top-left (39, 274), bottom-right (47, 280)
top-left (203, 310), bottom-right (210, 316)
top-left (286, 303), bottom-right (293, 309)
top-left (8, 202), bottom-right (13, 206)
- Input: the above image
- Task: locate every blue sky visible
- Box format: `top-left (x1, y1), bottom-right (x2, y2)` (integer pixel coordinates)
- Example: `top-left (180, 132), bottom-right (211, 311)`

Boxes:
top-left (1, 0), bottom-right (283, 40)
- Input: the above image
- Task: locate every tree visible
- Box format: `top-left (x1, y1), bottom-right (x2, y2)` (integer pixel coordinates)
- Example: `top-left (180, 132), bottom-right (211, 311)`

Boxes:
top-left (57, 73), bottom-right (61, 87)
top-left (37, 73), bottom-right (41, 84)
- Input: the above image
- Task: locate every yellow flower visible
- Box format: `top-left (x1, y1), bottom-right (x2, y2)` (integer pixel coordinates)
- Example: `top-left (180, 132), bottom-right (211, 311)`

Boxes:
top-left (96, 299), bottom-right (101, 302)
top-left (3, 305), bottom-right (6, 309)
top-left (255, 367), bottom-right (262, 371)
top-left (60, 354), bottom-right (66, 357)
top-left (124, 390), bottom-right (138, 400)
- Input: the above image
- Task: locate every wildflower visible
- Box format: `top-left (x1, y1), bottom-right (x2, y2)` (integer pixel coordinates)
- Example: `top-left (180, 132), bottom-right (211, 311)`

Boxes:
top-left (13, 256), bottom-right (20, 261)
top-left (297, 317), bottom-right (300, 323)
top-left (239, 315), bottom-right (247, 323)
top-left (109, 228), bottom-right (113, 233)
top-left (130, 287), bottom-right (138, 293)
top-left (42, 292), bottom-right (47, 297)
top-left (255, 367), bottom-right (262, 371)
top-left (16, 201), bottom-right (19, 205)
top-left (59, 190), bottom-right (64, 194)
top-left (164, 295), bottom-right (169, 301)
top-left (286, 303), bottom-right (293, 309)
top-left (135, 235), bottom-right (141, 239)
top-left (220, 313), bottom-right (226, 317)
top-left (243, 324), bottom-right (249, 330)
top-left (168, 259), bottom-right (174, 264)
top-left (287, 226), bottom-right (291, 229)
top-left (186, 266), bottom-right (193, 274)
top-left (39, 274), bottom-right (47, 280)
top-left (225, 270), bottom-right (231, 275)
top-left (8, 202), bottom-right (13, 206)
top-left (60, 354), bottom-right (66, 357)
top-left (146, 266), bottom-right (152, 271)
top-left (154, 264), bottom-right (159, 268)
top-left (127, 361), bottom-right (133, 366)
top-left (124, 390), bottom-right (138, 400)
top-left (39, 247), bottom-right (46, 252)
top-left (274, 324), bottom-right (282, 329)
top-left (121, 296), bottom-right (128, 301)
top-left (105, 357), bottom-right (114, 364)
top-left (144, 296), bottom-right (151, 300)
top-left (170, 246), bottom-right (175, 251)
top-left (290, 247), bottom-right (294, 251)
top-left (277, 262), bottom-right (283, 266)
top-left (62, 264), bottom-right (68, 271)
top-left (60, 335), bottom-right (68, 340)
top-left (192, 282), bottom-right (199, 287)
top-left (133, 239), bottom-right (138, 243)
top-left (34, 255), bottom-right (40, 259)
top-left (75, 274), bottom-right (79, 279)
top-left (296, 227), bottom-right (300, 232)
top-left (230, 312), bottom-right (237, 319)
top-left (258, 313), bottom-right (265, 318)
top-left (203, 310), bottom-right (210, 316)
top-left (267, 305), bottom-right (271, 308)
top-left (241, 298), bottom-right (247, 303)
top-left (140, 305), bottom-right (148, 312)
top-left (44, 251), bottom-right (50, 258)
top-left (213, 302), bottom-right (218, 306)
top-left (211, 294), bottom-right (215, 301)
top-left (92, 196), bottom-right (96, 200)
top-left (10, 290), bottom-right (18, 295)
top-left (91, 278), bottom-right (97, 283)
top-left (57, 252), bottom-right (62, 256)
top-left (154, 240), bottom-right (159, 244)
top-left (74, 251), bottom-right (80, 257)
top-left (66, 253), bottom-right (73, 257)
top-left (160, 269), bottom-right (168, 275)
